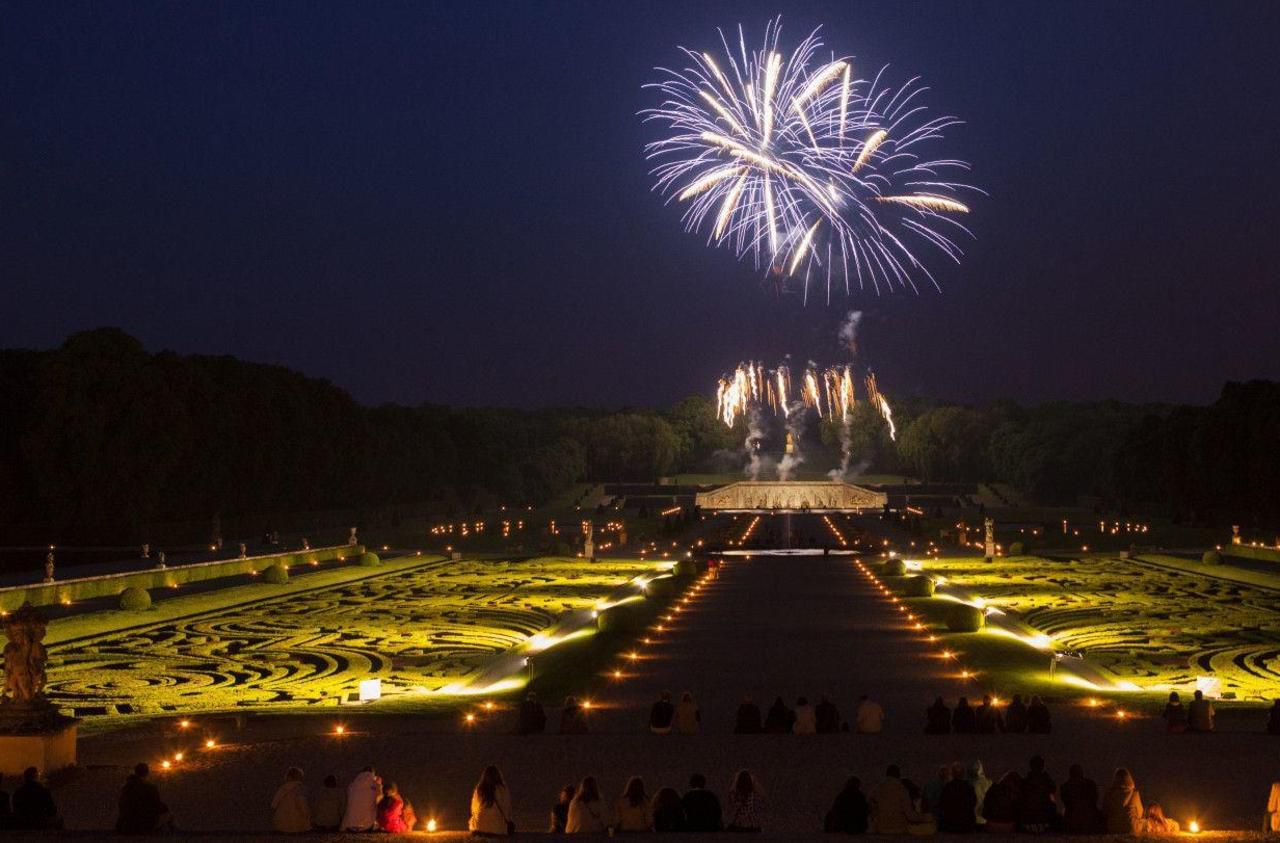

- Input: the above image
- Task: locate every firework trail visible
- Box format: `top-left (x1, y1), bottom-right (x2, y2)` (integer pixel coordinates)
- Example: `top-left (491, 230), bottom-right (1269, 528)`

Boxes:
top-left (864, 371), bottom-right (896, 441)
top-left (643, 19), bottom-right (979, 301)
top-left (716, 361), bottom-right (857, 427)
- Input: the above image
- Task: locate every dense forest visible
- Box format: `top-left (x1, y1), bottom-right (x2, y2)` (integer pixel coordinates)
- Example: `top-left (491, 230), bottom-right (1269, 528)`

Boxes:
top-left (0, 329), bottom-right (1275, 544)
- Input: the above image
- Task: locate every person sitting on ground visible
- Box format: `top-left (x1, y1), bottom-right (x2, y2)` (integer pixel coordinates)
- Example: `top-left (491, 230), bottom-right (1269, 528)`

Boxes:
top-left (824, 775), bottom-right (869, 834)
top-left (675, 691), bottom-right (701, 735)
top-left (1267, 777), bottom-right (1280, 833)
top-left (975, 694), bottom-right (1005, 734)
top-left (650, 691), bottom-right (676, 734)
top-left (1102, 768), bottom-right (1143, 834)
top-left (924, 697), bottom-right (951, 734)
top-left (559, 696), bottom-right (589, 734)
top-left (341, 766), bottom-right (382, 832)
top-left (1060, 764), bottom-right (1100, 834)
top-left (1004, 694), bottom-right (1029, 733)
top-left (377, 781), bottom-right (415, 833)
top-left (517, 691), bottom-right (547, 734)
top-left (550, 784), bottom-right (575, 833)
top-left (816, 695), bottom-right (841, 734)
top-left (271, 766), bottom-right (311, 833)
top-left (870, 765), bottom-right (919, 834)
top-left (735, 695), bottom-right (763, 734)
top-left (614, 776), bottom-right (654, 832)
top-left (0, 773), bottom-right (9, 826)
top-left (652, 787), bottom-right (685, 832)
top-left (469, 765), bottom-right (512, 836)
top-left (1143, 802), bottom-right (1180, 834)
top-left (1019, 754), bottom-right (1058, 833)
top-left (952, 696), bottom-right (977, 733)
top-left (1267, 700), bottom-right (1280, 735)
top-left (967, 760), bottom-right (991, 827)
top-left (312, 774), bottom-right (345, 832)
top-left (682, 773), bottom-right (722, 833)
top-left (1028, 695), bottom-right (1052, 734)
top-left (1162, 691), bottom-right (1188, 734)
top-left (116, 763), bottom-right (172, 833)
top-left (922, 764), bottom-right (951, 817)
top-left (763, 696), bottom-right (793, 733)
top-left (793, 696), bottom-right (818, 734)
top-left (938, 762), bottom-right (978, 834)
top-left (726, 770), bottom-right (765, 832)
top-left (11, 767), bottom-right (59, 830)
top-left (855, 694), bottom-right (885, 734)
top-left (566, 776), bottom-right (607, 834)
top-left (981, 771), bottom-right (1022, 833)
top-left (1187, 689), bottom-right (1215, 732)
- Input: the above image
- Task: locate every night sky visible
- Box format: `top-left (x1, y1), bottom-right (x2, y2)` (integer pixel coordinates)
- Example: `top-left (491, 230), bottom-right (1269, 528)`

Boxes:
top-left (4, 1), bottom-right (1279, 408)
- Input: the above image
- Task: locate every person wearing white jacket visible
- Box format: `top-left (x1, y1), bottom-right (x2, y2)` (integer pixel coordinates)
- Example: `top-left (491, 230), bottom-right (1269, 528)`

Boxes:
top-left (566, 776), bottom-right (608, 834)
top-left (270, 767), bottom-right (311, 833)
top-left (341, 767), bottom-right (382, 832)
top-left (469, 765), bottom-right (513, 836)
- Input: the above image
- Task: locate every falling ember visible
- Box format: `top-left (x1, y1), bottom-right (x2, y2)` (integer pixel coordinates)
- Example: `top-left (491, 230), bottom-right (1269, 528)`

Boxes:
top-left (877, 195), bottom-right (971, 214)
top-left (865, 372), bottom-right (896, 441)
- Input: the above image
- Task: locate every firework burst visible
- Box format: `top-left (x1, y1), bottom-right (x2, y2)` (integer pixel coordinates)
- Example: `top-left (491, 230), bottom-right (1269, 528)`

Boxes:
top-left (643, 19), bottom-right (980, 300)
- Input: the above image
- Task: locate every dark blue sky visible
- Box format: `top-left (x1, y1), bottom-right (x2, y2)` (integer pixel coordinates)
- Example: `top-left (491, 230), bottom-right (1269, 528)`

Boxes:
top-left (4, 1), bottom-right (1278, 408)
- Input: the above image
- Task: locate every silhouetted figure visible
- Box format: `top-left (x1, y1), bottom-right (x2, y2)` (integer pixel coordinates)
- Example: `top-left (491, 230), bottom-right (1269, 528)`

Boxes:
top-left (1187, 689), bottom-right (1215, 732)
top-left (559, 696), bottom-right (588, 734)
top-left (312, 774), bottom-right (345, 831)
top-left (870, 765), bottom-right (919, 834)
top-left (1060, 765), bottom-right (1100, 834)
top-left (938, 763), bottom-right (978, 834)
top-left (1004, 694), bottom-right (1029, 733)
top-left (981, 771), bottom-right (1022, 833)
top-left (1019, 755), bottom-right (1058, 832)
top-left (1163, 692), bottom-right (1187, 733)
top-left (116, 763), bottom-right (171, 833)
top-left (652, 787), bottom-right (685, 832)
top-left (816, 695), bottom-right (841, 734)
top-left (1027, 695), bottom-right (1052, 734)
top-left (549, 784), bottom-right (574, 833)
top-left (650, 691), bottom-right (676, 734)
top-left (764, 696), bottom-right (793, 733)
top-left (614, 777), bottom-right (653, 832)
top-left (726, 770), bottom-right (764, 832)
top-left (855, 694), bottom-right (885, 734)
top-left (675, 691), bottom-right (701, 734)
top-left (924, 697), bottom-right (951, 734)
top-left (11, 767), bottom-right (58, 830)
top-left (1268, 700), bottom-right (1280, 735)
top-left (793, 696), bottom-right (817, 734)
top-left (518, 691), bottom-right (547, 734)
top-left (824, 776), bottom-right (869, 834)
top-left (1102, 768), bottom-right (1143, 834)
top-left (734, 696), bottom-right (763, 734)
top-left (952, 697), bottom-right (977, 733)
top-left (681, 774), bottom-right (722, 832)
top-left (975, 694), bottom-right (1004, 734)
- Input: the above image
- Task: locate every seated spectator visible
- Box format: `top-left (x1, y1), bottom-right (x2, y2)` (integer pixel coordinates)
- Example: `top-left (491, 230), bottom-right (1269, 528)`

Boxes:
top-left (967, 761), bottom-right (991, 827)
top-left (377, 781), bottom-right (416, 833)
top-left (1060, 764), bottom-right (1100, 834)
top-left (675, 691), bottom-right (701, 735)
top-left (922, 764), bottom-right (951, 816)
top-left (734, 696), bottom-right (763, 734)
top-left (1143, 802), bottom-right (1180, 834)
top-left (1027, 695), bottom-right (1052, 734)
top-left (116, 763), bottom-right (172, 833)
top-left (550, 784), bottom-right (575, 833)
top-left (975, 694), bottom-right (1004, 734)
top-left (1267, 700), bottom-right (1280, 735)
top-left (982, 771), bottom-right (1022, 833)
top-left (870, 765), bottom-right (919, 834)
top-left (764, 696), bottom-right (793, 733)
top-left (11, 766), bottom-right (59, 830)
top-left (924, 697), bottom-right (951, 734)
top-left (952, 697), bottom-right (977, 733)
top-left (560, 696), bottom-right (589, 734)
top-left (271, 766), bottom-right (311, 833)
top-left (726, 770), bottom-right (764, 832)
top-left (567, 776), bottom-right (607, 834)
top-left (1187, 689), bottom-right (1215, 732)
top-left (469, 765), bottom-right (511, 836)
top-left (0, 773), bottom-right (9, 826)
top-left (1019, 755), bottom-right (1058, 833)
top-left (342, 766), bottom-right (382, 832)
top-left (1102, 768), bottom-right (1143, 834)
top-left (1268, 778), bottom-right (1280, 833)
top-left (652, 787), bottom-right (685, 832)
top-left (1163, 692), bottom-right (1188, 734)
top-left (312, 774), bottom-right (345, 831)
top-left (855, 695), bottom-right (885, 734)
top-left (824, 775), bottom-right (869, 834)
top-left (650, 691), bottom-right (676, 734)
top-left (793, 696), bottom-right (818, 734)
top-left (816, 695), bottom-right (841, 734)
top-left (938, 762), bottom-right (978, 833)
top-left (517, 691), bottom-right (547, 734)
top-left (1004, 694), bottom-right (1029, 733)
top-left (614, 777), bottom-right (653, 832)
top-left (682, 773), bottom-right (723, 833)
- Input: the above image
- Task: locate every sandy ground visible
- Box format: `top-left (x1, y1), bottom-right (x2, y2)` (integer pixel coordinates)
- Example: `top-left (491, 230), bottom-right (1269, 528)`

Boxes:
top-left (50, 552), bottom-right (1280, 836)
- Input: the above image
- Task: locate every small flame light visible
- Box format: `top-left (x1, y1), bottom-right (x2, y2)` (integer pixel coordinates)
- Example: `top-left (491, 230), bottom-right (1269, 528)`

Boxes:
top-left (426, 818), bottom-right (439, 832)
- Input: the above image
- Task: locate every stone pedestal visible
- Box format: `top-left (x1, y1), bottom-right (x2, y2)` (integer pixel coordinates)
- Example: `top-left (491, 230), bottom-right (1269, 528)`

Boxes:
top-left (0, 709), bottom-right (78, 777)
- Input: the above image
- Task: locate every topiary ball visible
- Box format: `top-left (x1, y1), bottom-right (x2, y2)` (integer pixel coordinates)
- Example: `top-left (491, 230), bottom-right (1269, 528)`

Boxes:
top-left (1202, 550), bottom-right (1222, 565)
top-left (674, 558), bottom-right (697, 578)
top-left (884, 558), bottom-right (907, 577)
top-left (1009, 541), bottom-right (1025, 556)
top-left (903, 575), bottom-right (936, 597)
top-left (119, 586), bottom-right (152, 611)
top-left (262, 563), bottom-right (289, 584)
top-left (945, 602), bottom-right (985, 632)
top-left (646, 576), bottom-right (679, 598)
top-left (359, 552), bottom-right (381, 567)
top-left (597, 603), bottom-right (642, 634)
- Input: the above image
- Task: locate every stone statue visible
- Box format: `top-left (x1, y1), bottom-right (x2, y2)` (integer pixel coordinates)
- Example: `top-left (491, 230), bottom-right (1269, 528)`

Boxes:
top-left (983, 517), bottom-right (996, 561)
top-left (301, 537), bottom-right (310, 551)
top-left (2, 604), bottom-right (49, 707)
top-left (238, 542), bottom-right (247, 559)
top-left (348, 527), bottom-right (358, 546)
top-left (583, 522), bottom-right (594, 559)
top-left (156, 551), bottom-right (166, 570)
top-left (141, 543), bottom-right (150, 559)
top-left (42, 553), bottom-right (55, 584)
top-left (1232, 525), bottom-right (1241, 545)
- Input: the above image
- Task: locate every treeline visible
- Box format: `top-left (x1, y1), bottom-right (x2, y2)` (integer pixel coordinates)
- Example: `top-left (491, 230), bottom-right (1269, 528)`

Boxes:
top-left (0, 329), bottom-right (735, 544)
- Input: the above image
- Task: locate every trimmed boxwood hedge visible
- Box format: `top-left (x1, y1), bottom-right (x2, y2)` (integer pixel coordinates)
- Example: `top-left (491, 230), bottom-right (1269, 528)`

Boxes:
top-left (674, 559), bottom-right (698, 578)
top-left (359, 552), bottom-right (381, 567)
top-left (597, 602), bottom-right (644, 634)
top-left (1202, 550), bottom-right (1223, 565)
top-left (119, 586), bottom-right (152, 611)
top-left (884, 558), bottom-right (907, 577)
top-left (1009, 542), bottom-right (1025, 556)
top-left (903, 575), bottom-right (935, 597)
top-left (645, 575), bottom-right (679, 598)
top-left (946, 603), bottom-right (985, 632)
top-left (263, 563), bottom-right (289, 584)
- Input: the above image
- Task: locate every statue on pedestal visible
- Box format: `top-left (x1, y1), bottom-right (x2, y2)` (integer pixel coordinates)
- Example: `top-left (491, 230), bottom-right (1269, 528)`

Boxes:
top-left (238, 543), bottom-right (247, 560)
top-left (1, 603), bottom-right (78, 770)
top-left (1232, 525), bottom-right (1241, 545)
top-left (42, 553), bottom-right (55, 584)
top-left (983, 517), bottom-right (995, 561)
top-left (3, 604), bottom-right (49, 708)
top-left (302, 537), bottom-right (310, 551)
top-left (141, 543), bottom-right (150, 560)
top-left (583, 522), bottom-right (595, 560)
top-left (156, 551), bottom-right (166, 570)
top-left (348, 527), bottom-right (358, 546)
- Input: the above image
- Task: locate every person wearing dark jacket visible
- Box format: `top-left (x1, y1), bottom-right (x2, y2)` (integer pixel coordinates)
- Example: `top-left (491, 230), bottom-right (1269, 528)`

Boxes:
top-left (937, 763), bottom-right (977, 833)
top-left (116, 763), bottom-right (172, 833)
top-left (649, 691), bottom-right (676, 734)
top-left (824, 776), bottom-right (869, 834)
top-left (652, 787), bottom-right (685, 832)
top-left (11, 767), bottom-right (59, 830)
top-left (734, 696), bottom-right (763, 734)
top-left (952, 697), bottom-right (977, 733)
top-left (1267, 700), bottom-right (1280, 735)
top-left (816, 695), bottom-right (841, 734)
top-left (1027, 696), bottom-right (1052, 733)
top-left (681, 774), bottom-right (722, 832)
top-left (1019, 755), bottom-right (1058, 832)
top-left (925, 697), bottom-right (951, 734)
top-left (517, 691), bottom-right (547, 734)
top-left (1004, 695), bottom-right (1029, 733)
top-left (1060, 764), bottom-right (1100, 834)
top-left (763, 696), bottom-right (793, 733)
top-left (982, 772), bottom-right (1022, 833)
top-left (975, 695), bottom-right (1004, 734)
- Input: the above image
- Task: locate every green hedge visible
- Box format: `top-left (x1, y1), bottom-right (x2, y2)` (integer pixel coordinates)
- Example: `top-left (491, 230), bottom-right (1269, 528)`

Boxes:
top-left (118, 586), bottom-right (151, 611)
top-left (903, 575), bottom-right (936, 597)
top-left (646, 575), bottom-right (679, 598)
top-left (1222, 545), bottom-right (1280, 563)
top-left (946, 603), bottom-right (985, 632)
top-left (884, 558), bottom-right (907, 577)
top-left (597, 602), bottom-right (644, 634)
top-left (262, 563), bottom-right (289, 584)
top-left (1202, 550), bottom-right (1223, 565)
top-left (674, 559), bottom-right (698, 578)
top-left (1009, 541), bottom-right (1025, 556)
top-left (359, 552), bottom-right (381, 567)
